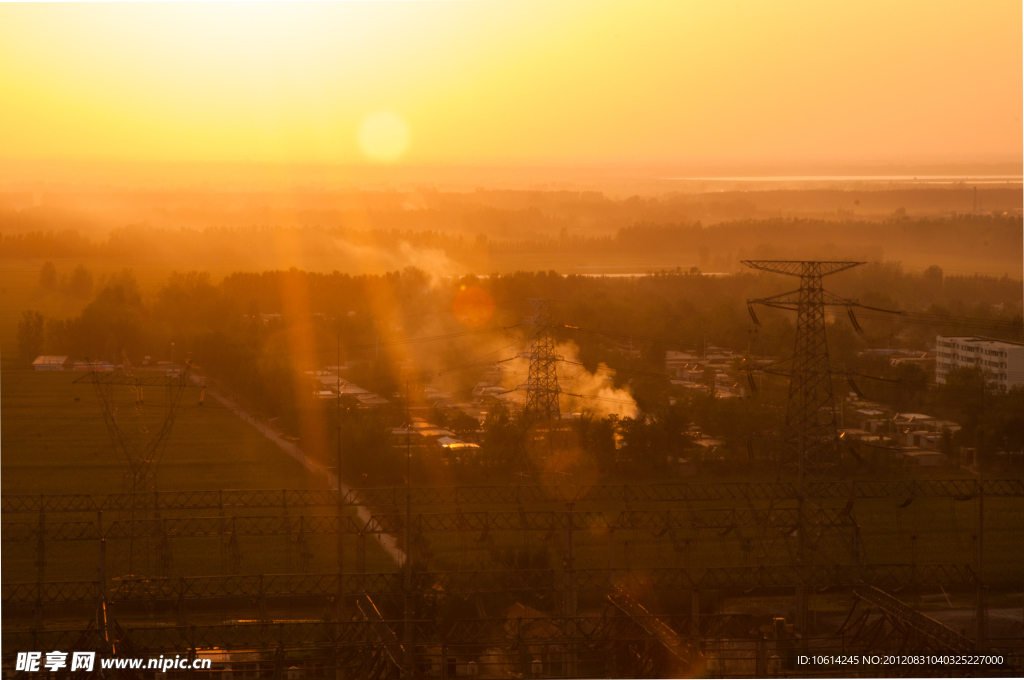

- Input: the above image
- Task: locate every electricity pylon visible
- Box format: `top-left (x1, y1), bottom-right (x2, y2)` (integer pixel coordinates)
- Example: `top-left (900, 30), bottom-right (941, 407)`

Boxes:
top-left (76, 359), bottom-right (194, 576)
top-left (80, 361), bottom-right (194, 494)
top-left (744, 261), bottom-right (864, 480)
top-left (519, 298), bottom-right (561, 423)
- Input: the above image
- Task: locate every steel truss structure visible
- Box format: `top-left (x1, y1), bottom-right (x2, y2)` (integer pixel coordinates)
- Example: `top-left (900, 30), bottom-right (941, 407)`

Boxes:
top-left (3, 564), bottom-right (978, 609)
top-left (0, 611), bottom-right (725, 678)
top-left (75, 365), bottom-right (196, 495)
top-left (744, 260), bottom-right (864, 477)
top-left (5, 478), bottom-right (1021, 514)
top-left (519, 299), bottom-right (561, 423)
top-left (851, 586), bottom-right (975, 653)
top-left (70, 366), bottom-right (199, 579)
top-left (2, 508), bottom-right (863, 542)
top-left (5, 607), bottom-right (1023, 679)
top-left (3, 481), bottom-right (1021, 678)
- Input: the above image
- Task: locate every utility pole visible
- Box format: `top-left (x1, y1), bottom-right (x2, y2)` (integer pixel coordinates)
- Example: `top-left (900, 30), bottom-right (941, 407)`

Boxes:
top-left (404, 382), bottom-right (414, 679)
top-left (35, 501), bottom-right (45, 629)
top-left (976, 376), bottom-right (986, 650)
top-left (336, 336), bottom-right (346, 624)
top-left (796, 417), bottom-right (806, 634)
top-left (564, 502), bottom-right (578, 679)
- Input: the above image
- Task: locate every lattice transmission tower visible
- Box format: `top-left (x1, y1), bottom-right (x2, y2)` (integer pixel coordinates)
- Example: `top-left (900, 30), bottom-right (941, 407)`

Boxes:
top-left (75, 359), bottom-right (194, 576)
top-left (78, 361), bottom-right (194, 495)
top-left (519, 298), bottom-right (561, 423)
top-left (744, 260), bottom-right (864, 479)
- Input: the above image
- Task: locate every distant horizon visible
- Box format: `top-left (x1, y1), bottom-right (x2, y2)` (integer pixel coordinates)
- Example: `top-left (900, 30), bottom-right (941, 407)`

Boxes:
top-left (2, 158), bottom-right (1022, 193)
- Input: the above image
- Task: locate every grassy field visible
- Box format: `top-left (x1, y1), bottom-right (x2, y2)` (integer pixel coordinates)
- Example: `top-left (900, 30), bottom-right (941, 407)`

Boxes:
top-left (1, 368), bottom-right (398, 581)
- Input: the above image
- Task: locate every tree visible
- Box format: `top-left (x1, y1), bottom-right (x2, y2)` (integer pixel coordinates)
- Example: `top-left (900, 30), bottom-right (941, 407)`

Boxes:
top-left (922, 265), bottom-right (943, 285)
top-left (39, 262), bottom-right (57, 290)
top-left (65, 270), bottom-right (147, 361)
top-left (701, 365), bottom-right (717, 392)
top-left (479, 403), bottom-right (520, 472)
top-left (448, 411), bottom-right (482, 440)
top-left (17, 311), bottom-right (45, 364)
top-left (573, 413), bottom-right (618, 473)
top-left (68, 265), bottom-right (94, 299)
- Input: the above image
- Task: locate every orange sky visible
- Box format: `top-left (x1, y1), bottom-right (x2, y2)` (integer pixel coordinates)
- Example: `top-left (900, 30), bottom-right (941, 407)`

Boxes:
top-left (0, 1), bottom-right (1020, 170)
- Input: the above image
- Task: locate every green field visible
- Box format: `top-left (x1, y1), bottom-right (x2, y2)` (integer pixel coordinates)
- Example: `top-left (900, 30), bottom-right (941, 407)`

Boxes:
top-left (1, 368), bottom-right (397, 581)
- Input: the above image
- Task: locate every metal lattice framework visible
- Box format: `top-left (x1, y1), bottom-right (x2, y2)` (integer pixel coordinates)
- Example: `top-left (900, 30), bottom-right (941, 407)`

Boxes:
top-left (2, 564), bottom-right (979, 610)
top-left (744, 261), bottom-right (865, 477)
top-left (852, 586), bottom-right (975, 652)
top-left (0, 614), bottom-right (703, 663)
top-left (608, 590), bottom-right (701, 675)
top-left (8, 616), bottom-right (1022, 679)
top-left (2, 508), bottom-right (860, 542)
top-left (75, 364), bottom-right (195, 495)
top-left (519, 298), bottom-right (561, 423)
top-left (5, 479), bottom-right (1021, 514)
top-left (3, 481), bottom-right (1019, 675)
top-left (69, 364), bottom-right (197, 578)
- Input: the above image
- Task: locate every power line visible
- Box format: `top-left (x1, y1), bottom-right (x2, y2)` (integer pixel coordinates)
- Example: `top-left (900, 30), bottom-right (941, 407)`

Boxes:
top-left (247, 323), bottom-right (524, 362)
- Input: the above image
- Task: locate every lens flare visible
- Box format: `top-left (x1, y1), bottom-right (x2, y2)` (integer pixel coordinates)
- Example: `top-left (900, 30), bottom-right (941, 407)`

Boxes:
top-left (452, 286), bottom-right (495, 327)
top-left (357, 111), bottom-right (410, 163)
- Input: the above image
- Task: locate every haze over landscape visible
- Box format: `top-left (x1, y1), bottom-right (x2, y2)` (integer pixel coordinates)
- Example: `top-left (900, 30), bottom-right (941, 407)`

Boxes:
top-left (1, 2), bottom-right (1022, 678)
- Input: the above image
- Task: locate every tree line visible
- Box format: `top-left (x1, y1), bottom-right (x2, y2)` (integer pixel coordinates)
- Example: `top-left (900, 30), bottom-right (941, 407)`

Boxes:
top-left (15, 260), bottom-right (1023, 483)
top-left (3, 215), bottom-right (1020, 272)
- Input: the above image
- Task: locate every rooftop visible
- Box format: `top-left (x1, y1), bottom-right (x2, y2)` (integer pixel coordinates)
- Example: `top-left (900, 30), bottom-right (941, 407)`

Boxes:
top-left (937, 336), bottom-right (1024, 348)
top-left (33, 355), bottom-right (69, 365)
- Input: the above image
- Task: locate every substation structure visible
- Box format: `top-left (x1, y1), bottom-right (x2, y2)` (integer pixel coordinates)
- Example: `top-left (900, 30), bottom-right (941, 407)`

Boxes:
top-left (4, 480), bottom-right (1024, 679)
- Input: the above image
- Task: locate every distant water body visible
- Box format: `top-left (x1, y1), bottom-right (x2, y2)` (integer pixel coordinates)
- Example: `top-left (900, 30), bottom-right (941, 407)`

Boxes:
top-left (664, 175), bottom-right (1022, 185)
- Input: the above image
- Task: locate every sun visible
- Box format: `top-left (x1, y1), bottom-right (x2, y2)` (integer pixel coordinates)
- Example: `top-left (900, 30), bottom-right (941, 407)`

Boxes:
top-left (357, 111), bottom-right (411, 163)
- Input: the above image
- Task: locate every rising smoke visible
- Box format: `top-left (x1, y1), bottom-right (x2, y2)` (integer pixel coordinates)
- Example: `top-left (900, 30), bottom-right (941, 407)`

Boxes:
top-left (500, 341), bottom-right (638, 420)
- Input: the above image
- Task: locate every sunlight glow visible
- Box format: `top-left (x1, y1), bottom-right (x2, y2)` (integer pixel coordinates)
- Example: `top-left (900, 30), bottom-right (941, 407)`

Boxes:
top-left (358, 111), bottom-right (411, 163)
top-left (0, 1), bottom-right (1018, 167)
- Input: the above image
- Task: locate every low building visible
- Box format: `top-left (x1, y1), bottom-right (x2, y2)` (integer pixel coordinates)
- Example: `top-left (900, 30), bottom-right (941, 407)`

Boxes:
top-left (32, 355), bottom-right (70, 371)
top-left (839, 428), bottom-right (871, 441)
top-left (894, 413), bottom-right (934, 426)
top-left (906, 430), bottom-right (942, 450)
top-left (667, 456), bottom-right (697, 477)
top-left (902, 450), bottom-right (948, 467)
top-left (357, 393), bottom-right (389, 406)
top-left (693, 435), bottom-right (723, 452)
top-left (936, 336), bottom-right (1024, 392)
top-left (857, 348), bottom-right (933, 367)
top-left (437, 436), bottom-right (481, 454)
top-left (392, 422), bottom-right (454, 442)
top-left (72, 361), bottom-right (114, 372)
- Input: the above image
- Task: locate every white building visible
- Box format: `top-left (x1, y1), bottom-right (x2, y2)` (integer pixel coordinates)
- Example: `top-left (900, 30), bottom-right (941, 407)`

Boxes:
top-left (935, 336), bottom-right (1024, 392)
top-left (32, 355), bottom-right (70, 371)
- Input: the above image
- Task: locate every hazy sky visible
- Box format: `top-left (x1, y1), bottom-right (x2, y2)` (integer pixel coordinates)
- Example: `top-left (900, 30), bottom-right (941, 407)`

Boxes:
top-left (0, 1), bottom-right (1020, 168)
